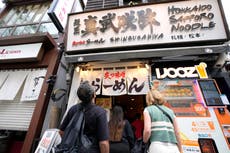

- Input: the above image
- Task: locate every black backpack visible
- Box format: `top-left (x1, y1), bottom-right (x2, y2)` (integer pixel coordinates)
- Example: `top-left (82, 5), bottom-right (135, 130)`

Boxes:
top-left (55, 105), bottom-right (97, 153)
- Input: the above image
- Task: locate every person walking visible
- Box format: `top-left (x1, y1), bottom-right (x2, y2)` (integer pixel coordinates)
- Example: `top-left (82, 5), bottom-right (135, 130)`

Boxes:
top-left (59, 81), bottom-right (109, 153)
top-left (109, 105), bottom-right (135, 153)
top-left (143, 89), bottom-right (182, 153)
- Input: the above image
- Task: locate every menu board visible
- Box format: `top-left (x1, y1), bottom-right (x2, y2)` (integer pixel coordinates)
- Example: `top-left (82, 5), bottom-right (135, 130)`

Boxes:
top-left (197, 79), bottom-right (224, 106)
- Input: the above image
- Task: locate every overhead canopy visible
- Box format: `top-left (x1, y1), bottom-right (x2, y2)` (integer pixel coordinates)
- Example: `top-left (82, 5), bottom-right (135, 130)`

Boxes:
top-left (65, 43), bottom-right (229, 63)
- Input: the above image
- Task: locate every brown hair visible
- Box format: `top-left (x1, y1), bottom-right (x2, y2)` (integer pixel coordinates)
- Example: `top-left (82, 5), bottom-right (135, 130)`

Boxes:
top-left (108, 106), bottom-right (125, 141)
top-left (146, 89), bottom-right (165, 106)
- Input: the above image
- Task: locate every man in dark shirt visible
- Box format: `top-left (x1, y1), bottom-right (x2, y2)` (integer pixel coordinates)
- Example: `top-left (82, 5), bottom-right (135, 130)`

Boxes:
top-left (59, 81), bottom-right (109, 153)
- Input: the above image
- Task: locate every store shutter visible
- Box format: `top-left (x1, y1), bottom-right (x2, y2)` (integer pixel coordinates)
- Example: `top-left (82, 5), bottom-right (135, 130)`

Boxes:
top-left (0, 69), bottom-right (46, 131)
top-left (0, 102), bottom-right (35, 131)
top-left (85, 0), bottom-right (118, 11)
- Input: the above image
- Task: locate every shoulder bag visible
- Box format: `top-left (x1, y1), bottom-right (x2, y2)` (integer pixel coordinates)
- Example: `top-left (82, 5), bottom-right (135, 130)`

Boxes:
top-left (55, 105), bottom-right (96, 153)
top-left (131, 138), bottom-right (150, 153)
top-left (155, 105), bottom-right (173, 124)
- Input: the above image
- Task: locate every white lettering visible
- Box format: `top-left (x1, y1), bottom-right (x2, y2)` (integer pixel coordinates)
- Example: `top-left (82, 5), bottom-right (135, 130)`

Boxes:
top-left (155, 66), bottom-right (199, 79)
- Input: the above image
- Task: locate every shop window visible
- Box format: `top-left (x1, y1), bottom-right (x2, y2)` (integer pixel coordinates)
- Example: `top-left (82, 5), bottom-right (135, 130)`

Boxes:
top-left (0, 2), bottom-right (58, 38)
top-left (13, 25), bottom-right (38, 35)
top-left (38, 23), bottom-right (58, 35)
top-left (0, 27), bottom-right (13, 37)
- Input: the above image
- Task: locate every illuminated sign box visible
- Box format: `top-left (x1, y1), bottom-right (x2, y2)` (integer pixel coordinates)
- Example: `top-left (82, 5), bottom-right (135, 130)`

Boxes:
top-left (66, 0), bottom-right (228, 52)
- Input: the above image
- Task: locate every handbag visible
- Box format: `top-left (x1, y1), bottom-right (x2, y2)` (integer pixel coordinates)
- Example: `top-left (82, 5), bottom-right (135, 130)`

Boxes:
top-left (131, 138), bottom-right (150, 153)
top-left (55, 105), bottom-right (96, 153)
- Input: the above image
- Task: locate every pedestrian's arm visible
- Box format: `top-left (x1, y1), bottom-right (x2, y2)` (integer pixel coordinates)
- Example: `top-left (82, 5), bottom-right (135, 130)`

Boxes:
top-left (99, 140), bottom-right (109, 153)
top-left (97, 111), bottom-right (110, 153)
top-left (143, 110), bottom-right (151, 143)
top-left (173, 117), bottom-right (183, 153)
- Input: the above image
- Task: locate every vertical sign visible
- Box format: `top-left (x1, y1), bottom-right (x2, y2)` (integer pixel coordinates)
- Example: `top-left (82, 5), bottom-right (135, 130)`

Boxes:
top-left (21, 69), bottom-right (47, 101)
top-left (48, 0), bottom-right (75, 32)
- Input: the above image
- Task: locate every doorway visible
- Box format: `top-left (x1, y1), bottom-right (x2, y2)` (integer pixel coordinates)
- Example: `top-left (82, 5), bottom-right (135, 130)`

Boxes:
top-left (113, 95), bottom-right (146, 122)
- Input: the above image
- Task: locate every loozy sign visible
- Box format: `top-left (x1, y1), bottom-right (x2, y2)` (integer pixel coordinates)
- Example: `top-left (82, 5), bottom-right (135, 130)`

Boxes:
top-left (155, 62), bottom-right (208, 79)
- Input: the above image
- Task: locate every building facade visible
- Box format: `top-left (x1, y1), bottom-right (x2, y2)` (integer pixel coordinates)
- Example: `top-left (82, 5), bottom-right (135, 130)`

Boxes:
top-left (0, 0), bottom-right (230, 153)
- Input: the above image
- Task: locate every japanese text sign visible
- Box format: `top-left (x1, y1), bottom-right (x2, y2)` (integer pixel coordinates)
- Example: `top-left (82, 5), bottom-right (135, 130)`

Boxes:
top-left (67, 0), bottom-right (227, 52)
top-left (79, 68), bottom-right (149, 96)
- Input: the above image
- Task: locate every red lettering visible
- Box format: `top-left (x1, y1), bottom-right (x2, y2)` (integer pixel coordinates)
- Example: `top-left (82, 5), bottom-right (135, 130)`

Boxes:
top-left (72, 41), bottom-right (86, 46)
top-left (41, 138), bottom-right (50, 148)
top-left (0, 49), bottom-right (6, 54)
top-left (104, 72), bottom-right (110, 79)
top-left (62, 7), bottom-right (66, 15)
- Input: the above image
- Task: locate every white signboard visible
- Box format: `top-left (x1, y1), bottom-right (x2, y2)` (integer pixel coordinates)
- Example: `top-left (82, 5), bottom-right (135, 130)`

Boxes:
top-left (0, 43), bottom-right (42, 61)
top-left (0, 71), bottom-right (8, 88)
top-left (79, 70), bottom-right (103, 95)
top-left (0, 70), bottom-right (29, 100)
top-left (35, 129), bottom-right (61, 153)
top-left (102, 69), bottom-right (127, 96)
top-left (20, 69), bottom-right (47, 101)
top-left (126, 68), bottom-right (149, 95)
top-left (79, 68), bottom-right (150, 95)
top-left (67, 0), bottom-right (228, 52)
top-left (48, 0), bottom-right (75, 32)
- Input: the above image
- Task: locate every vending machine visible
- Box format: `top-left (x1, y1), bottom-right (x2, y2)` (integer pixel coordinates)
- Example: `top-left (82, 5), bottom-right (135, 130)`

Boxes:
top-left (155, 79), bottom-right (230, 153)
top-left (153, 63), bottom-right (230, 153)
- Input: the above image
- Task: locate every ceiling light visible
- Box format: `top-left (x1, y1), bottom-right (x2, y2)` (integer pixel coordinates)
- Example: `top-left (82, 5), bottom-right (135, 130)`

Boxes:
top-left (204, 48), bottom-right (213, 53)
top-left (145, 64), bottom-right (149, 69)
top-left (76, 66), bottom-right (80, 72)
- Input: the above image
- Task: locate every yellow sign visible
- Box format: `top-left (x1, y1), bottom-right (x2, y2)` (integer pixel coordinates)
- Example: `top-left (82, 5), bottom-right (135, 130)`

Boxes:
top-left (96, 98), bottom-right (112, 109)
top-left (195, 62), bottom-right (208, 79)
